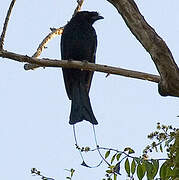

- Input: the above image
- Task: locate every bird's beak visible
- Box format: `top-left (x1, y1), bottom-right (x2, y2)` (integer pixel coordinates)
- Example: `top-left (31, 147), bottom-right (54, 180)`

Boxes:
top-left (93, 15), bottom-right (104, 21)
top-left (97, 15), bottom-right (104, 20)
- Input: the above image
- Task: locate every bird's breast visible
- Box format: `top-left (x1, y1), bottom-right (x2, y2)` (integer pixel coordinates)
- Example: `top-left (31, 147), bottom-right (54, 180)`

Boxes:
top-left (61, 24), bottom-right (97, 62)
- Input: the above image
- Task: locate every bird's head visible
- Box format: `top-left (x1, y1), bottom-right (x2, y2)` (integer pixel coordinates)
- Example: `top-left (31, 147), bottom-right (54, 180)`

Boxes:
top-left (72, 11), bottom-right (104, 25)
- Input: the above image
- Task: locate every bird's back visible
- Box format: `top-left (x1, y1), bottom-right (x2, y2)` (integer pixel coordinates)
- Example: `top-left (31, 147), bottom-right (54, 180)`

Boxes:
top-left (61, 19), bottom-right (97, 99)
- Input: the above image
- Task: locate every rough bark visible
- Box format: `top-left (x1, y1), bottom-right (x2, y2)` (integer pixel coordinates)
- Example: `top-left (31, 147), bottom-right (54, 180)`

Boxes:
top-left (107, 0), bottom-right (179, 97)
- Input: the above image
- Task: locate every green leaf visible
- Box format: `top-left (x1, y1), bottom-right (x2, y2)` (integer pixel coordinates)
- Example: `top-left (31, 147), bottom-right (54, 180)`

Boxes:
top-left (166, 167), bottom-right (174, 178)
top-left (134, 157), bottom-right (141, 164)
top-left (159, 162), bottom-right (167, 179)
top-left (111, 153), bottom-right (116, 164)
top-left (116, 153), bottom-right (121, 161)
top-left (105, 150), bottom-right (110, 159)
top-left (141, 161), bottom-right (146, 174)
top-left (109, 165), bottom-right (115, 169)
top-left (125, 158), bottom-right (130, 177)
top-left (131, 159), bottom-right (136, 175)
top-left (160, 144), bottom-right (163, 153)
top-left (124, 147), bottom-right (135, 154)
top-left (129, 148), bottom-right (135, 154)
top-left (137, 163), bottom-right (145, 180)
top-left (144, 161), bottom-right (153, 180)
top-left (106, 169), bottom-right (112, 174)
top-left (151, 159), bottom-right (159, 178)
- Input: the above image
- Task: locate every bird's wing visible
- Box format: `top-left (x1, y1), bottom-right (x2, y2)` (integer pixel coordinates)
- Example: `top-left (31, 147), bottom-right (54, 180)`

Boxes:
top-left (85, 34), bottom-right (97, 94)
top-left (61, 24), bottom-right (97, 98)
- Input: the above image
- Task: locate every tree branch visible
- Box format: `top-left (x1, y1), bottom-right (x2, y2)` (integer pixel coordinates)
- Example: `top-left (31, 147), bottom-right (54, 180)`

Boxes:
top-left (24, 0), bottom-right (84, 71)
top-left (2, 0), bottom-right (179, 97)
top-left (107, 0), bottom-right (179, 97)
top-left (0, 49), bottom-right (160, 83)
top-left (32, 27), bottom-right (64, 59)
top-left (73, 0), bottom-right (84, 16)
top-left (0, 0), bottom-right (16, 49)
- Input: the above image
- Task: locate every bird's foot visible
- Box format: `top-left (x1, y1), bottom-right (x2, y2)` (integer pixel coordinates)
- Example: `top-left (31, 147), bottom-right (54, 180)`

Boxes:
top-left (82, 60), bottom-right (88, 64)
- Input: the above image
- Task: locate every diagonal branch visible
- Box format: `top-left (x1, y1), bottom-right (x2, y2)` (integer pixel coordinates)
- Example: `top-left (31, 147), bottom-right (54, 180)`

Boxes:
top-left (24, 0), bottom-right (84, 70)
top-left (73, 0), bottom-right (84, 16)
top-left (0, 49), bottom-right (160, 83)
top-left (107, 0), bottom-right (179, 97)
top-left (32, 27), bottom-right (64, 59)
top-left (0, 0), bottom-right (16, 49)
top-left (23, 26), bottom-right (64, 70)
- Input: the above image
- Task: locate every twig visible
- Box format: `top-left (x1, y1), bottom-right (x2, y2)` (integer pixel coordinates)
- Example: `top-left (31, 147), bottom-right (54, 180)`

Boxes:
top-left (31, 168), bottom-right (55, 180)
top-left (0, 49), bottom-right (160, 83)
top-left (0, 0), bottom-right (16, 49)
top-left (24, 0), bottom-right (84, 70)
top-left (32, 27), bottom-right (64, 58)
top-left (24, 27), bottom-right (64, 70)
top-left (90, 146), bottom-right (168, 162)
top-left (73, 0), bottom-right (84, 16)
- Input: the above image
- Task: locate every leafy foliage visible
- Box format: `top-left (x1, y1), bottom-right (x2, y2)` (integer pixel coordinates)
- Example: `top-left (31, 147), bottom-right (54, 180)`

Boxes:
top-left (31, 124), bottom-right (178, 180)
top-left (101, 123), bottom-right (178, 180)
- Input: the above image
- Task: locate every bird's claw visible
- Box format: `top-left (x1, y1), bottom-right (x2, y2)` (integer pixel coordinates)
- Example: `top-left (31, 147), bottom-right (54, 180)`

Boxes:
top-left (82, 60), bottom-right (88, 64)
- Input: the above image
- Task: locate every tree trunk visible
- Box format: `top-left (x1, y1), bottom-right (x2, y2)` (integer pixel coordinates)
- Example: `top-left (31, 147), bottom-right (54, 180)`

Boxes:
top-left (107, 0), bottom-right (179, 97)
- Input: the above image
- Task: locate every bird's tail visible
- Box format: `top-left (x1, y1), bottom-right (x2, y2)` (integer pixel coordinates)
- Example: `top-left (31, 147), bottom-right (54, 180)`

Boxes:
top-left (69, 82), bottom-right (98, 125)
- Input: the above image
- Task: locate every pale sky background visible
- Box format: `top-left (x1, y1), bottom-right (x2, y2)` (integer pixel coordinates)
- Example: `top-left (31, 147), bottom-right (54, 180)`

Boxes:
top-left (0, 0), bottom-right (178, 180)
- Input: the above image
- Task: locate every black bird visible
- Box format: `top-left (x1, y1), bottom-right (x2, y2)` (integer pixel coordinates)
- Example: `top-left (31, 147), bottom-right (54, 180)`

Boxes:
top-left (60, 11), bottom-right (103, 125)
